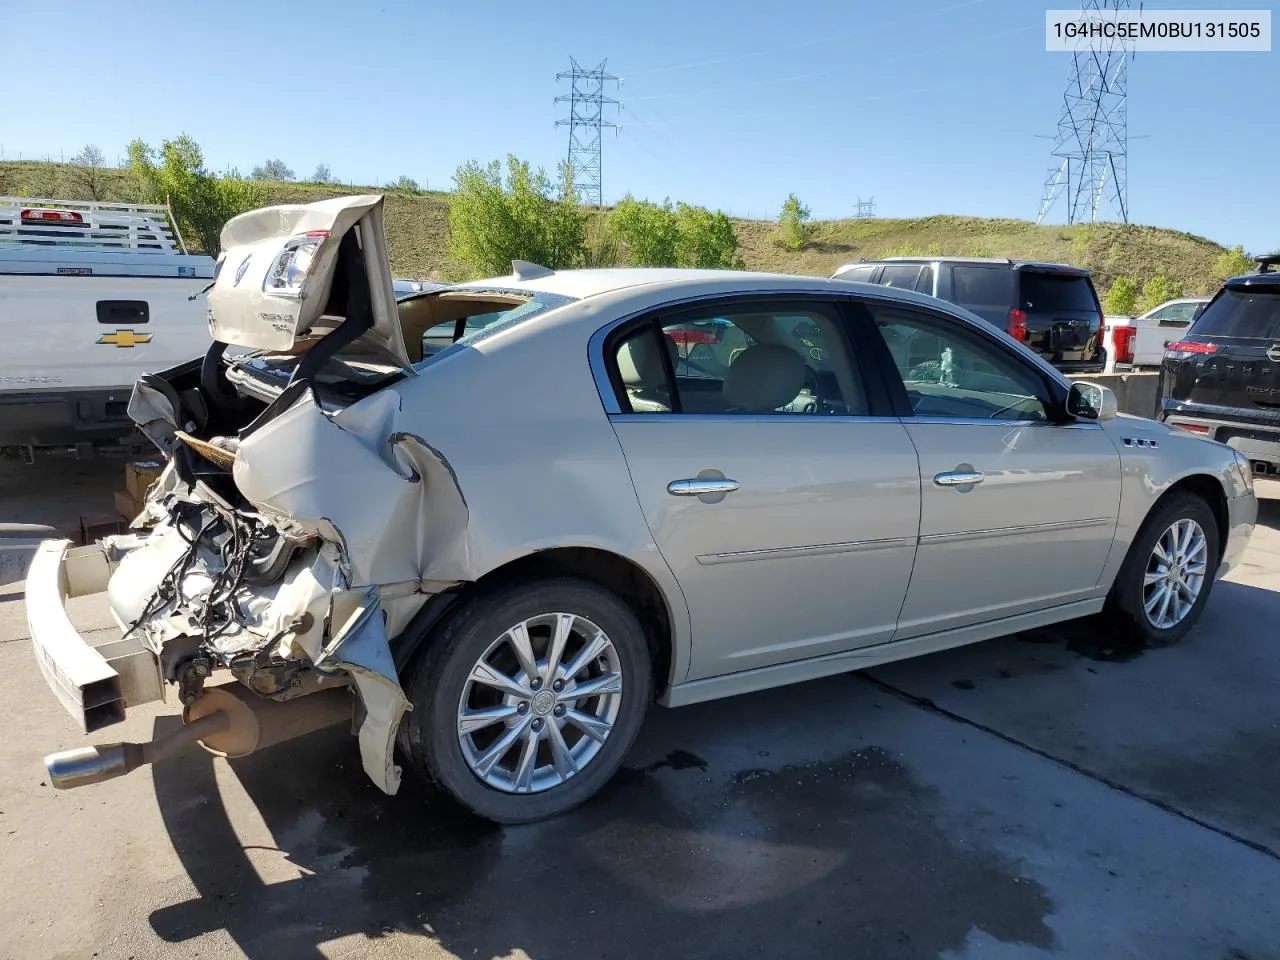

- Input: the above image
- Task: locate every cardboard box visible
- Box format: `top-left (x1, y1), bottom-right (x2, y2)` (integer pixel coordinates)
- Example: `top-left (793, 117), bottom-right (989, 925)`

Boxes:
top-left (125, 459), bottom-right (163, 502)
top-left (80, 514), bottom-right (123, 546)
top-left (114, 490), bottom-right (142, 523)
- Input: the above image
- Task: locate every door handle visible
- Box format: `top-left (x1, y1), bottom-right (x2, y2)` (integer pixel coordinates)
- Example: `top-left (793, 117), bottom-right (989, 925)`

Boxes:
top-left (933, 470), bottom-right (985, 487)
top-left (668, 478), bottom-right (740, 497)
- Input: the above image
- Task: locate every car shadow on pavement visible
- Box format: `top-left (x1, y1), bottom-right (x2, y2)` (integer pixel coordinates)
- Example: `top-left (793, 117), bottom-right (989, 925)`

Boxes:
top-left (146, 694), bottom-right (1055, 960)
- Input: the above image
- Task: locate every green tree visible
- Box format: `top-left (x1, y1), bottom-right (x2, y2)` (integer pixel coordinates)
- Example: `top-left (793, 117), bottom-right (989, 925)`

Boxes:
top-left (394, 175), bottom-right (420, 192)
top-left (776, 193), bottom-right (812, 251)
top-left (251, 159), bottom-right (293, 181)
top-left (609, 195), bottom-right (743, 269)
top-left (1104, 274), bottom-right (1139, 315)
top-left (610, 195), bottom-right (679, 266)
top-left (447, 154), bottom-right (586, 275)
top-left (1213, 244), bottom-right (1254, 280)
top-left (128, 135), bottom-right (263, 255)
top-left (67, 144), bottom-right (109, 200)
top-left (674, 203), bottom-right (745, 269)
top-left (1136, 273), bottom-right (1183, 314)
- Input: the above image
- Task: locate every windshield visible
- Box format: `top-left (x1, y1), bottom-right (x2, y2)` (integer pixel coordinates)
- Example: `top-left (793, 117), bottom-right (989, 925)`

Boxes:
top-left (1019, 272), bottom-right (1098, 312)
top-left (1189, 288), bottom-right (1280, 339)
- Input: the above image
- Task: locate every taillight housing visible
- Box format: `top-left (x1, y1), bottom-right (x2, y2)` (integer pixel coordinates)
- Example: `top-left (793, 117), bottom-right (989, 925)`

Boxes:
top-left (1112, 325), bottom-right (1136, 364)
top-left (1165, 340), bottom-right (1218, 355)
top-left (21, 208), bottom-right (84, 225)
top-left (666, 329), bottom-right (718, 346)
top-left (263, 230), bottom-right (328, 299)
top-left (1007, 308), bottom-right (1028, 342)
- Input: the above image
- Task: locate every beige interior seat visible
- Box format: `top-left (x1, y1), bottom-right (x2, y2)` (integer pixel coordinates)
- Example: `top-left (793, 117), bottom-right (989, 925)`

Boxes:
top-left (618, 334), bottom-right (676, 412)
top-left (722, 344), bottom-right (805, 412)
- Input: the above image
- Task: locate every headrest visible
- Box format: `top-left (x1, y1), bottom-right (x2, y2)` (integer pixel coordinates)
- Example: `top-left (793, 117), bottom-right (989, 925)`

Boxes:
top-left (618, 332), bottom-right (676, 387)
top-left (723, 344), bottom-right (804, 412)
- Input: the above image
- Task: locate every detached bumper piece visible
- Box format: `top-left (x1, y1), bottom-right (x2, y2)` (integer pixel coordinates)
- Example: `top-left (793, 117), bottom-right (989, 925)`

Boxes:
top-left (25, 539), bottom-right (163, 732)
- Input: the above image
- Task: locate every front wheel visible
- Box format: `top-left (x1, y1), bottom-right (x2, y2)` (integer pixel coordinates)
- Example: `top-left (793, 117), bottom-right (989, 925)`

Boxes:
top-left (403, 577), bottom-right (653, 823)
top-left (1105, 493), bottom-right (1220, 647)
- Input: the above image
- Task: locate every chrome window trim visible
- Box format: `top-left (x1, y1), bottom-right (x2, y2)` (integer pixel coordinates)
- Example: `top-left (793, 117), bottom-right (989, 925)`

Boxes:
top-left (587, 285), bottom-right (1072, 416)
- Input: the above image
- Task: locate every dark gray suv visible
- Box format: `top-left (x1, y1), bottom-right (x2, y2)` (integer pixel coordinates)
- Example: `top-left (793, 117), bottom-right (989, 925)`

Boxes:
top-left (833, 257), bottom-right (1106, 374)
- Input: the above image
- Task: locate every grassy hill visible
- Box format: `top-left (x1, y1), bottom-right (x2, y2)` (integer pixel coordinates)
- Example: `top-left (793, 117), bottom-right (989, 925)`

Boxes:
top-left (0, 160), bottom-right (1233, 296)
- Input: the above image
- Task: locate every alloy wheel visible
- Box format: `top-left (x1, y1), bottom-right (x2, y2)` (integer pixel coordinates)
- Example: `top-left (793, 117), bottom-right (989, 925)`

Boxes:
top-left (456, 613), bottom-right (623, 794)
top-left (1143, 518), bottom-right (1208, 630)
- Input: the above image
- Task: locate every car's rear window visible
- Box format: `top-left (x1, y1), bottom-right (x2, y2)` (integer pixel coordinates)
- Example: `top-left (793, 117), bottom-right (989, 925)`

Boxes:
top-left (951, 266), bottom-right (1013, 305)
top-left (417, 289), bottom-right (577, 367)
top-left (1189, 289), bottom-right (1280, 339)
top-left (1019, 272), bottom-right (1098, 312)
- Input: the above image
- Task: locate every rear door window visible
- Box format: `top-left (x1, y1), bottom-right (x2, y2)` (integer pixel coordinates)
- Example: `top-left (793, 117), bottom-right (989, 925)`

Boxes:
top-left (950, 266), bottom-right (1013, 307)
top-left (837, 264), bottom-right (878, 283)
top-left (1019, 273), bottom-right (1099, 313)
top-left (1154, 301), bottom-right (1205, 326)
top-left (878, 264), bottom-right (923, 290)
top-left (915, 265), bottom-right (935, 295)
top-left (1189, 290), bottom-right (1280, 339)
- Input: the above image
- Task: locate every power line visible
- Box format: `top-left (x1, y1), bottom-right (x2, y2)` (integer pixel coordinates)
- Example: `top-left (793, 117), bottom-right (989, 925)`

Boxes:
top-left (555, 57), bottom-right (620, 207)
top-left (628, 22), bottom-right (1037, 104)
top-left (629, 0), bottom-right (990, 76)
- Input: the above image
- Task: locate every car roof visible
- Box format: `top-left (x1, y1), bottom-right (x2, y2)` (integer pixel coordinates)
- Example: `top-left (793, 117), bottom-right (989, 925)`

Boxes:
top-left (834, 257), bottom-right (1089, 275)
top-left (1225, 271), bottom-right (1280, 291)
top-left (454, 267), bottom-right (832, 301)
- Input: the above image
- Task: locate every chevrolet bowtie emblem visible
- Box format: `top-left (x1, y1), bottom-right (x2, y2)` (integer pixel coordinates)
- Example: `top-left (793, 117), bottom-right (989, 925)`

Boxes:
top-left (97, 329), bottom-right (152, 348)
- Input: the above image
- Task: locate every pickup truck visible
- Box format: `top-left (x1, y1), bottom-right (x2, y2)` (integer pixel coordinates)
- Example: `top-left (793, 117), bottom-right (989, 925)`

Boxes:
top-left (1109, 297), bottom-right (1211, 370)
top-left (0, 196), bottom-right (215, 459)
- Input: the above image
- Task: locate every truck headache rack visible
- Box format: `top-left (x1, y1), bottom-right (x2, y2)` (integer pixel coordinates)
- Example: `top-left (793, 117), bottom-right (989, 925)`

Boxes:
top-left (0, 196), bottom-right (213, 279)
top-left (0, 196), bottom-right (190, 255)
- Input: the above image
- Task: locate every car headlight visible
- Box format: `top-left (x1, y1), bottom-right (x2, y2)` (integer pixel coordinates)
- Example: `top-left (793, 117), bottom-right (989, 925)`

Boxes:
top-left (263, 230), bottom-right (328, 299)
top-left (1231, 449), bottom-right (1255, 495)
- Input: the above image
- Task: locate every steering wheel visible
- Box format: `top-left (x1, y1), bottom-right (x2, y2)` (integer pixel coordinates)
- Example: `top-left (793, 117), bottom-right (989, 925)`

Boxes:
top-left (800, 364), bottom-right (837, 414)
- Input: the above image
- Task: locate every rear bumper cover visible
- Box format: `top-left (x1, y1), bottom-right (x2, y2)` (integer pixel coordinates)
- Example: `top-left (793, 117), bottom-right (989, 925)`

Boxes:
top-left (1160, 412), bottom-right (1280, 466)
top-left (24, 539), bottom-right (163, 732)
top-left (0, 389), bottom-right (136, 447)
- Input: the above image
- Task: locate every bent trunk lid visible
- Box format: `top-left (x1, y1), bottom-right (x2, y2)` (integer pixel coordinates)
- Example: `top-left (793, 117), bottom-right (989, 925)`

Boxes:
top-left (208, 195), bottom-right (412, 373)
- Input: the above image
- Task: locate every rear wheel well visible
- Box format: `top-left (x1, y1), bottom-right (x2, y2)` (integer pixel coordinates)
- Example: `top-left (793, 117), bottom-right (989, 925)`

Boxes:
top-left (397, 548), bottom-right (676, 699)
top-left (1152, 474), bottom-right (1229, 560)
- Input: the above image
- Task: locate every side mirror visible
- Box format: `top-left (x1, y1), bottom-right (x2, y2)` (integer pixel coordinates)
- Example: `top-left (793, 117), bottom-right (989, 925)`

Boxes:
top-left (1067, 381), bottom-right (1118, 422)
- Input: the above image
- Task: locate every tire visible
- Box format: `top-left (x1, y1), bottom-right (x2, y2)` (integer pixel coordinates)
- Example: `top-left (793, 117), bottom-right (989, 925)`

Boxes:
top-left (403, 576), bottom-right (652, 824)
top-left (1105, 492), bottom-right (1220, 648)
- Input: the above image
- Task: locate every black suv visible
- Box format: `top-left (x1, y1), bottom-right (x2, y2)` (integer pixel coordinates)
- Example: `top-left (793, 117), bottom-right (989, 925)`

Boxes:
top-left (832, 257), bottom-right (1106, 373)
top-left (1157, 254), bottom-right (1280, 475)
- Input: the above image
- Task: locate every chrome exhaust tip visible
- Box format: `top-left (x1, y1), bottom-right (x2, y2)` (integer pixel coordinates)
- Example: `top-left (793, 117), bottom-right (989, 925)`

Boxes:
top-left (43, 711), bottom-right (229, 790)
top-left (45, 743), bottom-right (141, 789)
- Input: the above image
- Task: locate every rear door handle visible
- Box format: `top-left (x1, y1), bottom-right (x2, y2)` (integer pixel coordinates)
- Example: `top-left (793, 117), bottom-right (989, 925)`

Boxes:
top-left (933, 470), bottom-right (985, 487)
top-left (668, 478), bottom-right (740, 496)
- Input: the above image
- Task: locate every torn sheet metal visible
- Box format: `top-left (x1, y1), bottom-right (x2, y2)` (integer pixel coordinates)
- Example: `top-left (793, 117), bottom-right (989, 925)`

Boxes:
top-left (232, 386), bottom-right (469, 588)
top-left (314, 588), bottom-right (410, 795)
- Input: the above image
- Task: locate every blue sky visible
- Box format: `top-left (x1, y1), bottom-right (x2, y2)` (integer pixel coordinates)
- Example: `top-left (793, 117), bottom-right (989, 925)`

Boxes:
top-left (5, 0), bottom-right (1276, 252)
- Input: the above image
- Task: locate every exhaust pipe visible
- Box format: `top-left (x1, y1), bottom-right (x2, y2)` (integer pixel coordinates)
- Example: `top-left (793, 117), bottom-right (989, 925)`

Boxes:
top-left (1252, 461), bottom-right (1273, 476)
top-left (44, 684), bottom-right (352, 790)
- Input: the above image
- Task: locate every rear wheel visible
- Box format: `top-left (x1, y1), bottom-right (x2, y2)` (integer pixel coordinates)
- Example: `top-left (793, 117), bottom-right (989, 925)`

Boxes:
top-left (1106, 493), bottom-right (1220, 647)
top-left (403, 577), bottom-right (652, 823)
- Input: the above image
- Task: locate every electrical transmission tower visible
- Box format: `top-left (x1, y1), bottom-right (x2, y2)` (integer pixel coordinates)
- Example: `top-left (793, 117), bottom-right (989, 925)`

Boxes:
top-left (854, 196), bottom-right (877, 218)
top-left (555, 58), bottom-right (620, 207)
top-left (1036, 0), bottom-right (1132, 225)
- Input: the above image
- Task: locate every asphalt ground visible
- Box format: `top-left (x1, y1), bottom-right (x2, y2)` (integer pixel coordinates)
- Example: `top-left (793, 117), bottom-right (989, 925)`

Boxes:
top-left (1, 456), bottom-right (1277, 960)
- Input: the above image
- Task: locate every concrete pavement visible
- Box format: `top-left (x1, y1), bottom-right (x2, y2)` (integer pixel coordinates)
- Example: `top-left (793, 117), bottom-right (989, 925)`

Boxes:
top-left (0, 461), bottom-right (1277, 960)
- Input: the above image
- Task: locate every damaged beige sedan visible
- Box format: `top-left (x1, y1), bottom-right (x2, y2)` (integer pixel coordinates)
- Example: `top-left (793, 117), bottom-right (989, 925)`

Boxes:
top-left (28, 196), bottom-right (1257, 823)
